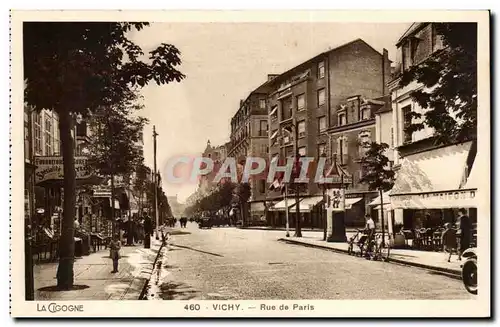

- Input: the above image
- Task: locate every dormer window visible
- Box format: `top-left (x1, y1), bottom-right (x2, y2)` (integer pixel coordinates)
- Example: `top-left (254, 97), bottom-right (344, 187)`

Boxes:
top-left (360, 107), bottom-right (371, 120)
top-left (338, 113), bottom-right (347, 126)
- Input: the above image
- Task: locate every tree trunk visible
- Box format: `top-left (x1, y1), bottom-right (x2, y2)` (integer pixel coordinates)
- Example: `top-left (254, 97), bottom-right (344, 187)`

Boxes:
top-left (56, 110), bottom-right (76, 289)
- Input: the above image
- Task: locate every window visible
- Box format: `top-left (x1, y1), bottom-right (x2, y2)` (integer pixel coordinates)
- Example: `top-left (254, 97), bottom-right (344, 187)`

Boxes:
top-left (337, 136), bottom-right (349, 165)
top-left (297, 94), bottom-right (305, 111)
top-left (298, 146), bottom-right (306, 157)
top-left (360, 107), bottom-right (371, 120)
top-left (44, 116), bottom-right (52, 155)
top-left (298, 121), bottom-right (306, 137)
top-left (259, 120), bottom-right (268, 136)
top-left (318, 61), bottom-right (325, 79)
top-left (259, 99), bottom-right (266, 109)
top-left (34, 113), bottom-right (42, 155)
top-left (281, 97), bottom-right (293, 120)
top-left (318, 143), bottom-right (326, 157)
top-left (338, 113), bottom-right (347, 126)
top-left (318, 116), bottom-right (326, 132)
top-left (402, 105), bottom-right (412, 144)
top-left (432, 24), bottom-right (444, 52)
top-left (317, 88), bottom-right (326, 106)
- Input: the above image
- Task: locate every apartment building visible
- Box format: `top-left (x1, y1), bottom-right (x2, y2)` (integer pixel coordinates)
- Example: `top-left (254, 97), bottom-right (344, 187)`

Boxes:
top-left (388, 23), bottom-right (478, 233)
top-left (265, 38), bottom-right (391, 228)
top-left (227, 80), bottom-right (273, 224)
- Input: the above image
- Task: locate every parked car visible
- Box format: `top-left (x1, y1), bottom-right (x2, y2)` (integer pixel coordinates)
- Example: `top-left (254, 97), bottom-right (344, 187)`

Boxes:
top-left (199, 217), bottom-right (212, 229)
top-left (461, 247), bottom-right (477, 295)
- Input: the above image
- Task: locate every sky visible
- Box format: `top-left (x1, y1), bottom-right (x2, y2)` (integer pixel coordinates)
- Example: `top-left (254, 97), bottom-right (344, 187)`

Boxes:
top-left (128, 22), bottom-right (411, 203)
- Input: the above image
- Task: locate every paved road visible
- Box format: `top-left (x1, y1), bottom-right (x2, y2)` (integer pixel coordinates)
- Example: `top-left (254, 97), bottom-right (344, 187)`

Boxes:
top-left (146, 224), bottom-right (474, 300)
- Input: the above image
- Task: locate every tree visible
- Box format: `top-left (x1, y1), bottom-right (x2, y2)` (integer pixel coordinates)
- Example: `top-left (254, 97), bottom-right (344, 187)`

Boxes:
top-left (234, 183), bottom-right (251, 226)
top-left (399, 23), bottom-right (477, 145)
top-left (359, 142), bottom-right (395, 246)
top-left (23, 22), bottom-right (185, 289)
top-left (87, 101), bottom-right (148, 230)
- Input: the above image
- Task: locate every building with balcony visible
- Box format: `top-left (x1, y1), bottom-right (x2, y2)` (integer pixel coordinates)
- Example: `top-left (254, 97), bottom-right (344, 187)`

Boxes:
top-left (388, 23), bottom-right (478, 235)
top-left (265, 38), bottom-right (392, 228)
top-left (227, 79), bottom-right (273, 224)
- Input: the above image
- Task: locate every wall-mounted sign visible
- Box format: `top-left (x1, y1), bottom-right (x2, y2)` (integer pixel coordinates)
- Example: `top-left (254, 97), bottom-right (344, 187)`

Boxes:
top-left (390, 189), bottom-right (477, 209)
top-left (34, 156), bottom-right (91, 184)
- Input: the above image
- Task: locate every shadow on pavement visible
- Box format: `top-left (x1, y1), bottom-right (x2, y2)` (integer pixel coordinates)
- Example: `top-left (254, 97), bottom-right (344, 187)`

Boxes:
top-left (156, 281), bottom-right (200, 300)
top-left (169, 243), bottom-right (224, 257)
top-left (38, 284), bottom-right (90, 292)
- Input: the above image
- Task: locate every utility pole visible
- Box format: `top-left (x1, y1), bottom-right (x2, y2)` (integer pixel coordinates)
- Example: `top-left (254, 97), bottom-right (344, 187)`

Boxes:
top-left (153, 126), bottom-right (159, 240)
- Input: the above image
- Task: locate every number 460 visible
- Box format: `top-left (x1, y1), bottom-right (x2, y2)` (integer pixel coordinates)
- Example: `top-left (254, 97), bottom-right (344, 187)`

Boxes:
top-left (184, 304), bottom-right (200, 310)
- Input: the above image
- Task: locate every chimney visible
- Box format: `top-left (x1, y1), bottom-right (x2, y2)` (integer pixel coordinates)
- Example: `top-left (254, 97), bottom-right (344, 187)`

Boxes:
top-left (382, 48), bottom-right (391, 96)
top-left (240, 99), bottom-right (244, 107)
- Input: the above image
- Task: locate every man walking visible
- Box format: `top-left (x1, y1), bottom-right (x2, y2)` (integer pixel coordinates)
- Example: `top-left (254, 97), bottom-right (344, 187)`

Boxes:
top-left (143, 212), bottom-right (153, 249)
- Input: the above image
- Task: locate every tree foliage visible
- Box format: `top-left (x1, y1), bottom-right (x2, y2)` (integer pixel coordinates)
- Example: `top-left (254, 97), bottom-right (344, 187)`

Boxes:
top-left (87, 99), bottom-right (148, 177)
top-left (24, 22), bottom-right (185, 116)
top-left (359, 142), bottom-right (395, 192)
top-left (399, 23), bottom-right (477, 145)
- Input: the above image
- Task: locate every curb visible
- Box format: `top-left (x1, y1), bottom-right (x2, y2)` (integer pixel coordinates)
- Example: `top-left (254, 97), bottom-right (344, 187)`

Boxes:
top-left (278, 238), bottom-right (461, 279)
top-left (138, 241), bottom-right (165, 300)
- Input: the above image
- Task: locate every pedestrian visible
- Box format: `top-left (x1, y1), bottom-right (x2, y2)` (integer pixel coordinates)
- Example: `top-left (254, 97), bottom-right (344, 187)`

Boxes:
top-left (364, 214), bottom-right (376, 255)
top-left (143, 212), bottom-right (153, 249)
top-left (456, 208), bottom-right (472, 261)
top-left (108, 234), bottom-right (121, 273)
top-left (441, 223), bottom-right (457, 262)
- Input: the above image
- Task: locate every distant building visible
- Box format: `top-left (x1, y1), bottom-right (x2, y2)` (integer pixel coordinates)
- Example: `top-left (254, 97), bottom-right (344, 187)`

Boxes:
top-left (227, 80), bottom-right (273, 224)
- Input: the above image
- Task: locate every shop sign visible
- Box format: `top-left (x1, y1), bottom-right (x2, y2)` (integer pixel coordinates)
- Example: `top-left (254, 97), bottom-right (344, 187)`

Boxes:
top-left (34, 156), bottom-right (91, 184)
top-left (391, 189), bottom-right (477, 209)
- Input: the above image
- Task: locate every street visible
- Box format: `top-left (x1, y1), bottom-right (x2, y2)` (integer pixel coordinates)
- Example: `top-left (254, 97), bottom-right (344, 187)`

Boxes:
top-left (146, 223), bottom-right (474, 300)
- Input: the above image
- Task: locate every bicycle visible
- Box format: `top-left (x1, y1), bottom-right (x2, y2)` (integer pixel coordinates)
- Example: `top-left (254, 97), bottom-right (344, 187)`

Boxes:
top-left (365, 232), bottom-right (391, 262)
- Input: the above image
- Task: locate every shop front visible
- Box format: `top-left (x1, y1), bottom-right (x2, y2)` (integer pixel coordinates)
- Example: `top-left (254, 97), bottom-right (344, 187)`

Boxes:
top-left (389, 141), bottom-right (478, 250)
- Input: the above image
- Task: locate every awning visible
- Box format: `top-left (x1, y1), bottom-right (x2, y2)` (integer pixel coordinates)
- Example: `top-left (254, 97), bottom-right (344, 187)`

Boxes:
top-left (270, 198), bottom-right (300, 211)
top-left (374, 204), bottom-right (392, 210)
top-left (464, 160), bottom-right (479, 190)
top-left (369, 191), bottom-right (391, 206)
top-left (345, 197), bottom-right (363, 209)
top-left (290, 196), bottom-right (323, 213)
top-left (390, 141), bottom-right (474, 209)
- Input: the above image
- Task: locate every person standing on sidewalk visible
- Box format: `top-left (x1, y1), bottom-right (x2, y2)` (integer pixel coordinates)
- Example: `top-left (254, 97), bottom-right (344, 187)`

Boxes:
top-left (143, 212), bottom-right (153, 249)
top-left (456, 208), bottom-right (472, 261)
top-left (364, 214), bottom-right (376, 255)
top-left (109, 234), bottom-right (121, 273)
top-left (441, 223), bottom-right (457, 262)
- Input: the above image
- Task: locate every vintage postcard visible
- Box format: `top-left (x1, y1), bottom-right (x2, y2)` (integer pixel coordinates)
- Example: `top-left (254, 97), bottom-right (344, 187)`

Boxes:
top-left (10, 10), bottom-right (490, 317)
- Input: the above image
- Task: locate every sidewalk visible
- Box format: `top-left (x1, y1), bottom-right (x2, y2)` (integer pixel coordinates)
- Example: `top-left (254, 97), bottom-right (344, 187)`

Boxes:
top-left (34, 238), bottom-right (163, 300)
top-left (278, 235), bottom-right (462, 278)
